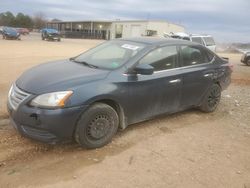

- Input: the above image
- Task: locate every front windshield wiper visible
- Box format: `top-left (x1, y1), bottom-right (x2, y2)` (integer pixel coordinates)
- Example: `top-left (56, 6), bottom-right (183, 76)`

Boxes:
top-left (69, 57), bottom-right (99, 69)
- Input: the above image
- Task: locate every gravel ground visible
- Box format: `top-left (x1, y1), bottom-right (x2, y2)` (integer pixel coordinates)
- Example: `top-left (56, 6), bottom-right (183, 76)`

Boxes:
top-left (0, 33), bottom-right (250, 188)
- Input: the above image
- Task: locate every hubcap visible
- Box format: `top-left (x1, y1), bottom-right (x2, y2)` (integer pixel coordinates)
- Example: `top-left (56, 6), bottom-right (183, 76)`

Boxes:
top-left (208, 87), bottom-right (220, 108)
top-left (87, 115), bottom-right (111, 139)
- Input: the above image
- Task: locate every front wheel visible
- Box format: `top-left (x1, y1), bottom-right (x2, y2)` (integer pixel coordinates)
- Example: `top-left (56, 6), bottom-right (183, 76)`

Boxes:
top-left (200, 84), bottom-right (221, 112)
top-left (75, 103), bottom-right (119, 149)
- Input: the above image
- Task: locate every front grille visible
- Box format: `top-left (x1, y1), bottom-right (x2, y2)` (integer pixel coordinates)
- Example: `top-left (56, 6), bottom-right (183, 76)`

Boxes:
top-left (50, 33), bottom-right (59, 37)
top-left (8, 84), bottom-right (30, 110)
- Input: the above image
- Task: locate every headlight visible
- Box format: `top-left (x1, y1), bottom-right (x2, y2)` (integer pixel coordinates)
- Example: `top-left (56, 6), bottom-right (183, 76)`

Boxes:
top-left (30, 91), bottom-right (73, 108)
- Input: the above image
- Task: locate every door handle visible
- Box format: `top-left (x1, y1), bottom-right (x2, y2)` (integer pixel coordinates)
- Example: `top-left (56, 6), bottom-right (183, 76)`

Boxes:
top-left (204, 73), bottom-right (213, 77)
top-left (169, 79), bottom-right (181, 83)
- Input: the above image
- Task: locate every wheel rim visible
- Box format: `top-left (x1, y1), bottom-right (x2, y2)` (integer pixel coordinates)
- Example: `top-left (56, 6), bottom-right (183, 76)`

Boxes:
top-left (207, 86), bottom-right (221, 108)
top-left (86, 114), bottom-right (111, 140)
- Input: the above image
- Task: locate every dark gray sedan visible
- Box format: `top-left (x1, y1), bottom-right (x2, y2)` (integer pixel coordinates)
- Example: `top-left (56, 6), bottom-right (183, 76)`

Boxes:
top-left (7, 38), bottom-right (232, 148)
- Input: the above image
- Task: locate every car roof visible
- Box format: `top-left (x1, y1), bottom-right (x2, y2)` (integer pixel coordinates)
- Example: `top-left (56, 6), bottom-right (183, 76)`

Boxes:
top-left (117, 37), bottom-right (195, 46)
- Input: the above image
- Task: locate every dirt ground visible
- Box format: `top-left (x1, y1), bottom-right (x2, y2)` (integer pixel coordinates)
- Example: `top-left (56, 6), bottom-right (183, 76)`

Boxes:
top-left (0, 33), bottom-right (250, 188)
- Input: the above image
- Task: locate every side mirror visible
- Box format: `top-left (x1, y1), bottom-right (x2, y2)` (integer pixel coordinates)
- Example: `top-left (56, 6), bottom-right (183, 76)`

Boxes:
top-left (134, 64), bottom-right (154, 75)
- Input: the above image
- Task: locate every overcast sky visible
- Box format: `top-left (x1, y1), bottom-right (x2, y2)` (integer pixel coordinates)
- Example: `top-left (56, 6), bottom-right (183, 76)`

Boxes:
top-left (0, 0), bottom-right (249, 43)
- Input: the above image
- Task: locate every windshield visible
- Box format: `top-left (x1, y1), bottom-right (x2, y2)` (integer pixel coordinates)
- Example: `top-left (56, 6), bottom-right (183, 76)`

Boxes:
top-left (73, 40), bottom-right (145, 70)
top-left (4, 27), bottom-right (17, 33)
top-left (47, 29), bottom-right (58, 33)
top-left (42, 28), bottom-right (58, 34)
top-left (203, 37), bottom-right (215, 46)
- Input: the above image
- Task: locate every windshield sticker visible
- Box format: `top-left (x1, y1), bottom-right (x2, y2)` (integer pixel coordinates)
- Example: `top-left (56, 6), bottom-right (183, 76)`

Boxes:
top-left (121, 44), bottom-right (140, 51)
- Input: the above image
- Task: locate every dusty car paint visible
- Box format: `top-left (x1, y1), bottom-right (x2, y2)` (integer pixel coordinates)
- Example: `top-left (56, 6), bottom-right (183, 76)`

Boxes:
top-left (7, 38), bottom-right (232, 143)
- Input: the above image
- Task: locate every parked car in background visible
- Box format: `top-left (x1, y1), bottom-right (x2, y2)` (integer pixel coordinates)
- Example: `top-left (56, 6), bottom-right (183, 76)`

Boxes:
top-left (165, 32), bottom-right (216, 52)
top-left (0, 27), bottom-right (3, 35)
top-left (7, 38), bottom-right (232, 149)
top-left (16, 28), bottom-right (29, 35)
top-left (1, 27), bottom-right (21, 40)
top-left (41, 28), bottom-right (61, 41)
top-left (241, 52), bottom-right (250, 66)
top-left (191, 35), bottom-right (216, 52)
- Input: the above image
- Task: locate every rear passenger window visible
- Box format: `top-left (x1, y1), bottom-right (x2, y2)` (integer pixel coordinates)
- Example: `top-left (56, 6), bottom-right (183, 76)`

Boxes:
top-left (206, 50), bottom-right (215, 62)
top-left (139, 46), bottom-right (178, 71)
top-left (192, 37), bottom-right (204, 45)
top-left (181, 46), bottom-right (209, 66)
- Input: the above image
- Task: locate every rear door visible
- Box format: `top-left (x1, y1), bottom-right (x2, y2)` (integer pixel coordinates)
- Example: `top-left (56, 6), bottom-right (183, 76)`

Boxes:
top-left (179, 45), bottom-right (215, 109)
top-left (126, 45), bottom-right (182, 124)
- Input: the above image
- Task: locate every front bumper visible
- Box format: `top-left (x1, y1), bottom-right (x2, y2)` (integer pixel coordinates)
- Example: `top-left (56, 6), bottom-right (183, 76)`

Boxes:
top-left (7, 101), bottom-right (88, 144)
top-left (47, 35), bottom-right (60, 40)
top-left (5, 35), bottom-right (20, 39)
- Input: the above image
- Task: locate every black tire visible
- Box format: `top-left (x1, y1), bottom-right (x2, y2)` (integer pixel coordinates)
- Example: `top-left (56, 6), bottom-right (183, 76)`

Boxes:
top-left (75, 103), bottom-right (119, 149)
top-left (246, 58), bottom-right (250, 66)
top-left (200, 84), bottom-right (221, 112)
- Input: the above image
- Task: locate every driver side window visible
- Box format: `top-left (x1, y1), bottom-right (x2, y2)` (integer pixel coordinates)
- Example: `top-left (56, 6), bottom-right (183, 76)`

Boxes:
top-left (139, 45), bottom-right (178, 72)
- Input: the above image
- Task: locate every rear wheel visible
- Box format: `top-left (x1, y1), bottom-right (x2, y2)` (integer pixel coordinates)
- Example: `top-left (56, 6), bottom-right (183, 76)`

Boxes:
top-left (246, 58), bottom-right (250, 66)
top-left (200, 84), bottom-right (221, 112)
top-left (75, 103), bottom-right (119, 149)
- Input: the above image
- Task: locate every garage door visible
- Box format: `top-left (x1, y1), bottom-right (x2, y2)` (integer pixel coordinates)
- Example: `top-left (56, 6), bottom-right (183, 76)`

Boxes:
top-left (131, 25), bottom-right (141, 37)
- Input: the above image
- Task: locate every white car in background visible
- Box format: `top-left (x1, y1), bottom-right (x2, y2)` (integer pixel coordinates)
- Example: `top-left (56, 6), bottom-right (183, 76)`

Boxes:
top-left (164, 32), bottom-right (217, 52)
top-left (191, 34), bottom-right (216, 52)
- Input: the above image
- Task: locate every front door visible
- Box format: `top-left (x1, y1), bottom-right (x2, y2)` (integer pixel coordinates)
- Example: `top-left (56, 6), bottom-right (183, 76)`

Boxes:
top-left (126, 45), bottom-right (182, 124)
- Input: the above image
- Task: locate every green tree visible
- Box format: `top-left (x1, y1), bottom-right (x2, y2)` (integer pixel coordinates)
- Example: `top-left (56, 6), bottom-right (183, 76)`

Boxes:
top-left (15, 13), bottom-right (33, 28)
top-left (0, 11), bottom-right (15, 26)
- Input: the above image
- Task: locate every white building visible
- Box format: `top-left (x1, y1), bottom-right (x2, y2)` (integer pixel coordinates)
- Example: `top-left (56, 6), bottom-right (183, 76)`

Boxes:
top-left (47, 20), bottom-right (185, 40)
top-left (111, 20), bottom-right (184, 39)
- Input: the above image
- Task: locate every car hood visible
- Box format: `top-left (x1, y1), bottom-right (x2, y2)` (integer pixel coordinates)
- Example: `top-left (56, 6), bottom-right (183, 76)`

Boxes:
top-left (16, 60), bottom-right (110, 94)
